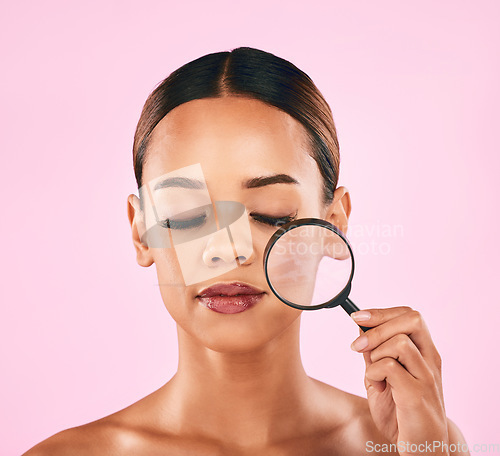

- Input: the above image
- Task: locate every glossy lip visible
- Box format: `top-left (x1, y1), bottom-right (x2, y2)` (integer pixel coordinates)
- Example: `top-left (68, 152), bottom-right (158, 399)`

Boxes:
top-left (196, 281), bottom-right (266, 298)
top-left (196, 282), bottom-right (266, 314)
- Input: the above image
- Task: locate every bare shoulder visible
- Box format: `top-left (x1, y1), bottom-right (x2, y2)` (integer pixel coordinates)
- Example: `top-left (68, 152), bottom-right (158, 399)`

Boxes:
top-left (21, 418), bottom-right (136, 456)
top-left (21, 387), bottom-right (169, 456)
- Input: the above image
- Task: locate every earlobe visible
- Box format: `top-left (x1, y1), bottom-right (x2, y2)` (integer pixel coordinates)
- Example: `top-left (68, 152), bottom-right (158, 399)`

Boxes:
top-left (127, 194), bottom-right (154, 267)
top-left (325, 186), bottom-right (351, 235)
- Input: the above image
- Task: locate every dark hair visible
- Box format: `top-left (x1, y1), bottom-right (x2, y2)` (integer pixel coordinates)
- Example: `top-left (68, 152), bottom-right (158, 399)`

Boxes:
top-left (133, 47), bottom-right (340, 208)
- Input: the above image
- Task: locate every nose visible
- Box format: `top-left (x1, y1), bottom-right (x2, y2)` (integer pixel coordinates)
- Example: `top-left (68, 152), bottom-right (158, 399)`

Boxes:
top-left (202, 227), bottom-right (254, 266)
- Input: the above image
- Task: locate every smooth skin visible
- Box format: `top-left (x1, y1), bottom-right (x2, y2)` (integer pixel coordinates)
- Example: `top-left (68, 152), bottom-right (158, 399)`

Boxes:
top-left (23, 97), bottom-right (469, 455)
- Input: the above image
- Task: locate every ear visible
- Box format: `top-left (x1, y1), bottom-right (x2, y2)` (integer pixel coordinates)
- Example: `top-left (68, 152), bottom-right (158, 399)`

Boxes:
top-left (324, 186), bottom-right (352, 235)
top-left (127, 194), bottom-right (154, 267)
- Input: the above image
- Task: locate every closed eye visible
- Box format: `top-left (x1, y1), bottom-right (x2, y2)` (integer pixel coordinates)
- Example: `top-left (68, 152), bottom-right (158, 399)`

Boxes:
top-left (159, 212), bottom-right (207, 230)
top-left (250, 211), bottom-right (298, 227)
top-left (158, 210), bottom-right (298, 230)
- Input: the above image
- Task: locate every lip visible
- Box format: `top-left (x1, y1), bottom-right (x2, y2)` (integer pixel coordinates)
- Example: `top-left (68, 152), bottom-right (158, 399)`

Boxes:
top-left (197, 282), bottom-right (265, 297)
top-left (196, 282), bottom-right (266, 314)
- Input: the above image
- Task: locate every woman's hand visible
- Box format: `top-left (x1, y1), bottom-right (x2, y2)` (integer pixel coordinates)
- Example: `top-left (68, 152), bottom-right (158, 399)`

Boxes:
top-left (350, 306), bottom-right (469, 456)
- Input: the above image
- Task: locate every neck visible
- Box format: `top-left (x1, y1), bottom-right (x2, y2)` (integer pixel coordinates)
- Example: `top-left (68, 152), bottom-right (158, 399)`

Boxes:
top-left (157, 316), bottom-right (320, 448)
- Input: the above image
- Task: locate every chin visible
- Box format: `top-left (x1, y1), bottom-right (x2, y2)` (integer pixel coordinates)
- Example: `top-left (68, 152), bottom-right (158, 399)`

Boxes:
top-left (162, 287), bottom-right (302, 353)
top-left (187, 308), bottom-right (301, 354)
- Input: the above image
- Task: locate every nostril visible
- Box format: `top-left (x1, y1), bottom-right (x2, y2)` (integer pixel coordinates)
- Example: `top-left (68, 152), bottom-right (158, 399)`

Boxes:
top-left (237, 255), bottom-right (247, 263)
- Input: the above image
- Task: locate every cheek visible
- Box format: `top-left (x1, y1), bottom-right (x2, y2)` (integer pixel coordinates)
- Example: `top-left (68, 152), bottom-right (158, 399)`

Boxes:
top-left (153, 248), bottom-right (189, 317)
top-left (153, 248), bottom-right (182, 286)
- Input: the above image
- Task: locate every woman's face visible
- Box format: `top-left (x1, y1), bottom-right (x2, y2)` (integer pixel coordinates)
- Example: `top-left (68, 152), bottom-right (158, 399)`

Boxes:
top-left (129, 96), bottom-right (345, 353)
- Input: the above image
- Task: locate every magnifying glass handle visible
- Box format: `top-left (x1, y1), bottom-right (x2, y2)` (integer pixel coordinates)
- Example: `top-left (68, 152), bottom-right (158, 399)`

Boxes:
top-left (341, 297), bottom-right (370, 332)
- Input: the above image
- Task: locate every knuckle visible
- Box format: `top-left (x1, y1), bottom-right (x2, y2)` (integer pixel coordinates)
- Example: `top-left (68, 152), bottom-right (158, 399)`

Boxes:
top-left (394, 334), bottom-right (411, 352)
top-left (365, 363), bottom-right (376, 379)
top-left (399, 306), bottom-right (413, 313)
top-left (382, 357), bottom-right (399, 371)
top-left (372, 308), bottom-right (385, 322)
top-left (410, 310), bottom-right (424, 330)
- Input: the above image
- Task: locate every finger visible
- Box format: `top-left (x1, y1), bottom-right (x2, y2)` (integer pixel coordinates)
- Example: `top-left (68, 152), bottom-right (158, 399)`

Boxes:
top-left (358, 332), bottom-right (385, 392)
top-left (362, 350), bottom-right (387, 392)
top-left (362, 350), bottom-right (372, 367)
top-left (350, 308), bottom-right (442, 373)
top-left (358, 328), bottom-right (373, 369)
top-left (369, 334), bottom-right (435, 382)
top-left (365, 357), bottom-right (418, 402)
top-left (351, 306), bottom-right (413, 328)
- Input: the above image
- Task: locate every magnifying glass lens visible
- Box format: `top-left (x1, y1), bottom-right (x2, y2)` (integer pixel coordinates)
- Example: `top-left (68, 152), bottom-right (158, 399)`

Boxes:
top-left (266, 224), bottom-right (353, 308)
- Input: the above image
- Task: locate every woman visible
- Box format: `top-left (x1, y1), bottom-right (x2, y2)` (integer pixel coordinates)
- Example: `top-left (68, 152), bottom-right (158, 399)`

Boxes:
top-left (24, 47), bottom-right (469, 455)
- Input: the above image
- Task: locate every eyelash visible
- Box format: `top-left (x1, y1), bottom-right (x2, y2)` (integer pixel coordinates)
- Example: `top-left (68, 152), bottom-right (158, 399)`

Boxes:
top-left (158, 211), bottom-right (297, 230)
top-left (249, 212), bottom-right (298, 227)
top-left (160, 213), bottom-right (207, 230)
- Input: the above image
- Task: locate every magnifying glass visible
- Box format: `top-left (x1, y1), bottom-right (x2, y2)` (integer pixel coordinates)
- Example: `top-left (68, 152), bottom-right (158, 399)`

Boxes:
top-left (263, 218), bottom-right (370, 332)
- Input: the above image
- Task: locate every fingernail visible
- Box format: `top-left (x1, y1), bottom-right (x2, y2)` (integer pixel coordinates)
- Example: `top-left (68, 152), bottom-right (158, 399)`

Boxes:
top-left (351, 335), bottom-right (369, 351)
top-left (351, 311), bottom-right (371, 322)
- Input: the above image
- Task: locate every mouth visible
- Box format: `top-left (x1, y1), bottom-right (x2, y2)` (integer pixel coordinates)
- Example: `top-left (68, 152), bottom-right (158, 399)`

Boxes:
top-left (196, 282), bottom-right (266, 314)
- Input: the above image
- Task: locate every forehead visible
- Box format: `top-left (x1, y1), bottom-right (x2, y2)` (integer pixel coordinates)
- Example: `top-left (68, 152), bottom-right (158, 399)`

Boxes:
top-left (143, 96), bottom-right (318, 189)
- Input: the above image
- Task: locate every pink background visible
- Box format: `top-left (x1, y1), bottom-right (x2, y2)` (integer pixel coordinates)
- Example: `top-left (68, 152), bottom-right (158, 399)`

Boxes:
top-left (1, 1), bottom-right (499, 454)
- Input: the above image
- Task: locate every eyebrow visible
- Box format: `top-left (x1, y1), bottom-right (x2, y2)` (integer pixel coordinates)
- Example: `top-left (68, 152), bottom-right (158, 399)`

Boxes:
top-left (152, 173), bottom-right (299, 191)
top-left (153, 177), bottom-right (206, 191)
top-left (243, 174), bottom-right (299, 189)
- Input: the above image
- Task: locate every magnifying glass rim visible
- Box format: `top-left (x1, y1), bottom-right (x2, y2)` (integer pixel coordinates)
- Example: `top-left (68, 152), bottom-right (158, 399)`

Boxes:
top-left (263, 217), bottom-right (355, 311)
